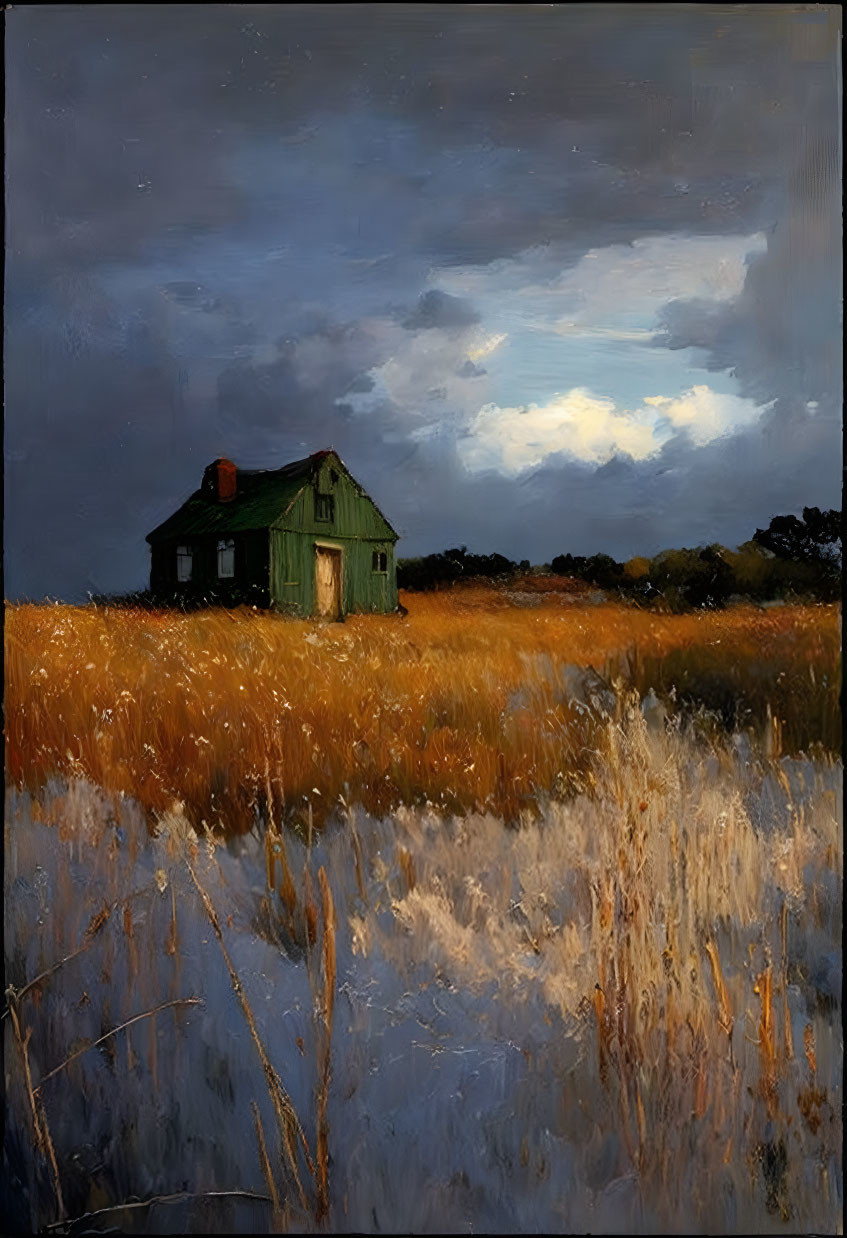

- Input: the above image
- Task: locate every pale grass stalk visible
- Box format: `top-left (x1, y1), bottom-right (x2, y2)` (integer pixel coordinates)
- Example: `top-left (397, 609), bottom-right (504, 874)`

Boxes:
top-left (264, 757), bottom-right (277, 892)
top-left (43, 1189), bottom-right (273, 1232)
top-left (123, 902), bottom-right (139, 983)
top-left (164, 883), bottom-right (179, 957)
top-left (265, 822), bottom-right (277, 893)
top-left (315, 866), bottom-right (337, 1224)
top-left (302, 864), bottom-right (319, 948)
top-left (2, 896), bottom-right (121, 1020)
top-left (264, 755), bottom-right (297, 918)
top-left (33, 997), bottom-right (203, 1092)
top-left (704, 937), bottom-right (735, 1042)
top-left (251, 1100), bottom-right (285, 1230)
top-left (780, 901), bottom-right (794, 1061)
top-left (803, 1023), bottom-right (817, 1077)
top-left (185, 859), bottom-right (315, 1212)
top-left (6, 996), bottom-right (66, 1224)
top-left (754, 964), bottom-right (778, 1118)
top-left (346, 806), bottom-right (367, 903)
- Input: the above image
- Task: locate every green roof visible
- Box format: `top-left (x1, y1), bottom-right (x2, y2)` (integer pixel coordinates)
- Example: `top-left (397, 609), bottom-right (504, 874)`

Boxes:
top-left (146, 450), bottom-right (398, 542)
top-left (147, 453), bottom-right (322, 542)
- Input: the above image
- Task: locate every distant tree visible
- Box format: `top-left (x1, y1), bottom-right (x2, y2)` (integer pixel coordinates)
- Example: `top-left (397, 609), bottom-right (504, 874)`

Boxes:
top-left (723, 542), bottom-right (779, 601)
top-left (623, 556), bottom-right (651, 580)
top-left (444, 546), bottom-right (468, 563)
top-left (551, 553), bottom-right (625, 590)
top-left (397, 546), bottom-right (519, 590)
top-left (647, 545), bottom-right (735, 610)
top-left (550, 553), bottom-right (579, 577)
top-left (693, 544), bottom-right (735, 607)
top-left (753, 507), bottom-right (841, 570)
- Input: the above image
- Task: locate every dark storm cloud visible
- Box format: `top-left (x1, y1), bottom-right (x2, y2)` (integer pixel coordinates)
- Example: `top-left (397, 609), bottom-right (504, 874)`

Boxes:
top-left (4, 4), bottom-right (842, 599)
top-left (9, 4), bottom-right (832, 267)
top-left (654, 183), bottom-right (841, 419)
top-left (403, 291), bottom-right (480, 332)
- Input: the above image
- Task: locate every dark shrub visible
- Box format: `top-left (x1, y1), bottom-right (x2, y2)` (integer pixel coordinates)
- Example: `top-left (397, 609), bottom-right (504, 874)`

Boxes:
top-left (398, 546), bottom-right (519, 590)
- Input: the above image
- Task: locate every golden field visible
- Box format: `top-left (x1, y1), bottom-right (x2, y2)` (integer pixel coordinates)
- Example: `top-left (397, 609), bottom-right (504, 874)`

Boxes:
top-left (3, 586), bottom-right (843, 1232)
top-left (4, 588), bottom-right (841, 832)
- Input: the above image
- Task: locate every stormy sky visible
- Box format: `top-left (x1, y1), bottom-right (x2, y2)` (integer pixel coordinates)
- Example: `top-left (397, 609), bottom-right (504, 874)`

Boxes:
top-left (5, 3), bottom-right (842, 600)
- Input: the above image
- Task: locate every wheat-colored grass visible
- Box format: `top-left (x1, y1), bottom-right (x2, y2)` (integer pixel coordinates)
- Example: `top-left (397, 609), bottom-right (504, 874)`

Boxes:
top-left (3, 585), bottom-right (841, 1228)
top-left (4, 591), bottom-right (840, 833)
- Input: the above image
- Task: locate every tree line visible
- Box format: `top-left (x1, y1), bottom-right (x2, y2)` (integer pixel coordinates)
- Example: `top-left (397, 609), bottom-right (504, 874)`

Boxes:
top-left (397, 507), bottom-right (841, 608)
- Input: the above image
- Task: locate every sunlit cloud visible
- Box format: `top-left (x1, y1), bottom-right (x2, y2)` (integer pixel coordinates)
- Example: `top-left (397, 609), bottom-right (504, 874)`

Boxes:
top-left (549, 323), bottom-right (656, 342)
top-left (467, 332), bottom-right (508, 361)
top-left (644, 385), bottom-right (774, 446)
top-left (460, 383), bottom-right (771, 474)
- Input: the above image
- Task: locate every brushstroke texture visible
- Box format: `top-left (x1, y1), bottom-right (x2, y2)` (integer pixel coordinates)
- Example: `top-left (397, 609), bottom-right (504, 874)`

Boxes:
top-left (4, 4), bottom-right (841, 599)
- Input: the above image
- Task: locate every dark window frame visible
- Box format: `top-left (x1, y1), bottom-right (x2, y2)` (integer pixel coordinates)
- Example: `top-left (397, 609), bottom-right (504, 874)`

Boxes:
top-left (176, 544), bottom-right (193, 583)
top-left (217, 537), bottom-right (236, 579)
top-left (315, 493), bottom-right (335, 523)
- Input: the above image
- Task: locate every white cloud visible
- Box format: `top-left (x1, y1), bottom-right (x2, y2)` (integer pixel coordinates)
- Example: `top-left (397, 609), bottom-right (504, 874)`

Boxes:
top-left (541, 232), bottom-right (767, 319)
top-left (644, 384), bottom-right (772, 445)
top-left (341, 320), bottom-right (500, 425)
top-left (460, 383), bottom-right (771, 474)
top-left (430, 231), bottom-right (768, 337)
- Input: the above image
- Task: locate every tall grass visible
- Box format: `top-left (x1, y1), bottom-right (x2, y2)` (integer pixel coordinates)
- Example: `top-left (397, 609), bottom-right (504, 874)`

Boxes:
top-left (4, 592), bottom-right (840, 832)
top-left (4, 589), bottom-right (841, 1230)
top-left (3, 700), bottom-right (841, 1232)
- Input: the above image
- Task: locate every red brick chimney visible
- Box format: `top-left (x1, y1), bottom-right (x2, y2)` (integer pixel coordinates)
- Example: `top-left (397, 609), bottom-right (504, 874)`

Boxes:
top-left (203, 458), bottom-right (237, 502)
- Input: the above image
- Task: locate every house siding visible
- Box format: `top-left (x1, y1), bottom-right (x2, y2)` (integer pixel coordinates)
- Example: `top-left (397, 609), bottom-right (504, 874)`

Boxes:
top-left (283, 459), bottom-right (396, 542)
top-left (269, 525), bottom-right (397, 616)
top-left (268, 465), bottom-right (398, 614)
top-left (150, 531), bottom-right (269, 605)
top-left (148, 450), bottom-right (398, 616)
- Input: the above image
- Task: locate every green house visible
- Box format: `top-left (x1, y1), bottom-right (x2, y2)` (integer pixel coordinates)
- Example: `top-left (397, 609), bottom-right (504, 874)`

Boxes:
top-left (146, 450), bottom-right (399, 617)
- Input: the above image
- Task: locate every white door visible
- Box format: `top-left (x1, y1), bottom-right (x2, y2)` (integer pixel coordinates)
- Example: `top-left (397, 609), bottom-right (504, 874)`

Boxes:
top-left (314, 546), bottom-right (342, 618)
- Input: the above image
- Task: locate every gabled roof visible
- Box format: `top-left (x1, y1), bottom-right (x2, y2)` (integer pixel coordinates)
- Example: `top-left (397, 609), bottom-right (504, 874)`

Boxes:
top-left (146, 450), bottom-right (398, 542)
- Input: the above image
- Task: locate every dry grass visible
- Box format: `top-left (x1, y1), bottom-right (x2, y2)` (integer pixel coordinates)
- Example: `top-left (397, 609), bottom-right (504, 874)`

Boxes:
top-left (353, 702), bottom-right (842, 1230)
top-left (4, 591), bottom-right (840, 833)
top-left (3, 585), bottom-right (842, 1229)
top-left (4, 702), bottom-right (841, 1232)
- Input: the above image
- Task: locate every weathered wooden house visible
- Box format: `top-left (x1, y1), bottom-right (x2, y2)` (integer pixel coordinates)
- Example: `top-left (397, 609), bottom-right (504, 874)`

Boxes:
top-left (146, 449), bottom-right (399, 617)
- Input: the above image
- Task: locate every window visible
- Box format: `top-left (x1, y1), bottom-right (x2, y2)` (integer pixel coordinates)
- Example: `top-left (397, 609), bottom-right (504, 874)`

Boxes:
top-left (372, 550), bottom-right (388, 573)
top-left (176, 545), bottom-right (193, 583)
top-left (217, 538), bottom-right (235, 579)
top-left (316, 493), bottom-right (334, 522)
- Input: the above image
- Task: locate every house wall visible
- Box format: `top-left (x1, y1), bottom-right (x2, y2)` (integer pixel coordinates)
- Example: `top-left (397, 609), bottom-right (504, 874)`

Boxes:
top-left (289, 458), bottom-right (397, 541)
top-left (269, 529), bottom-right (397, 615)
top-left (269, 464), bottom-right (398, 615)
top-left (150, 531), bottom-right (269, 604)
